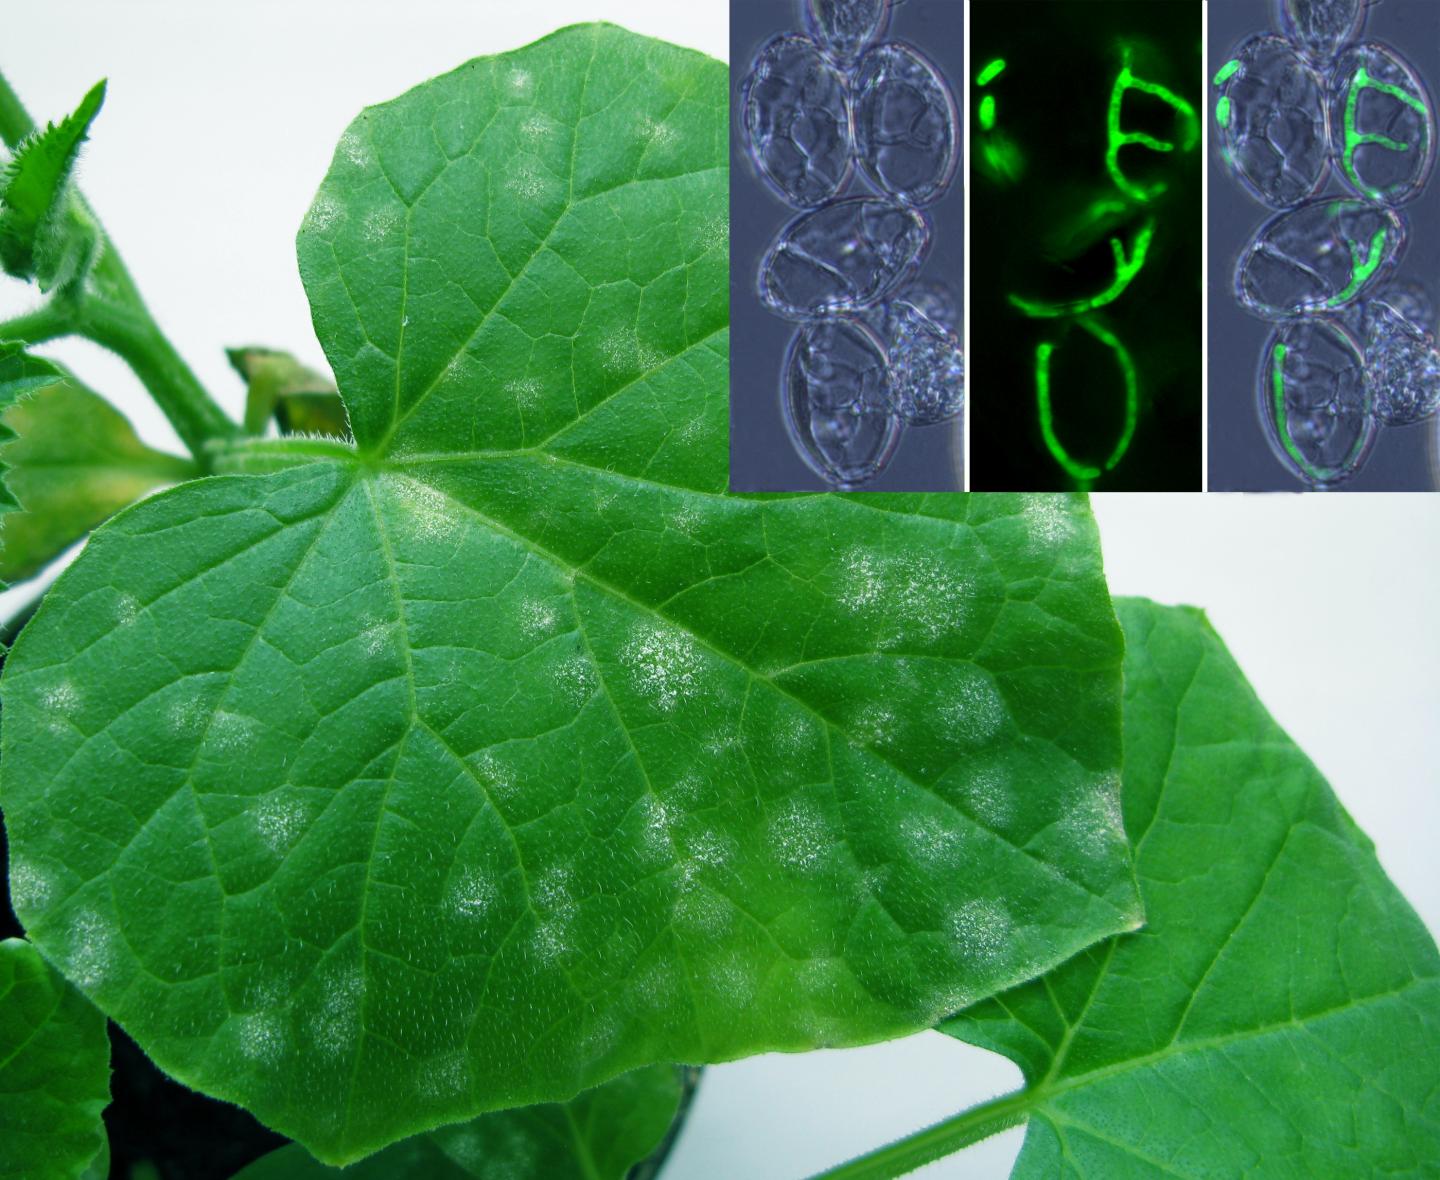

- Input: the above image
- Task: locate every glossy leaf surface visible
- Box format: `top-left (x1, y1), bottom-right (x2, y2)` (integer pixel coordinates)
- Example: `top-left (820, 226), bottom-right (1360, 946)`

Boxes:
top-left (1, 24), bottom-right (1136, 1165)
top-left (233, 1064), bottom-right (687, 1179)
top-left (944, 600), bottom-right (1440, 1176)
top-left (0, 938), bottom-right (110, 1180)
top-left (0, 348), bottom-right (194, 583)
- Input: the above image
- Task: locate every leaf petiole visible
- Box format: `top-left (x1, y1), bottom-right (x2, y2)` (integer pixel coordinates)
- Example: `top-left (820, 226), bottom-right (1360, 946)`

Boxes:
top-left (807, 1087), bottom-right (1032, 1180)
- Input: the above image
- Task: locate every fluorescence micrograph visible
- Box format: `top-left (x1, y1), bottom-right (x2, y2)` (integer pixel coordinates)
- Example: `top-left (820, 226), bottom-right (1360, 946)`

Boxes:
top-left (1210, 0), bottom-right (1440, 490)
top-left (729, 0), bottom-right (964, 491)
top-left (970, 0), bottom-right (1202, 492)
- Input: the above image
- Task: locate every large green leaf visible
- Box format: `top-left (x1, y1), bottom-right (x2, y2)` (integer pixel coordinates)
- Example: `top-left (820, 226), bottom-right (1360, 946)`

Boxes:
top-left (0, 938), bottom-right (111, 1180)
top-left (943, 600), bottom-right (1440, 1176)
top-left (0, 23), bottom-right (1137, 1165)
top-left (0, 347), bottom-right (195, 584)
top-left (234, 1065), bottom-right (689, 1179)
top-left (0, 81), bottom-right (105, 291)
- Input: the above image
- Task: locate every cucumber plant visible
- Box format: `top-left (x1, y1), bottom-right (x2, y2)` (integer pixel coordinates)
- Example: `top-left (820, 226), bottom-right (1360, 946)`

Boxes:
top-left (1, 24), bottom-right (1436, 1180)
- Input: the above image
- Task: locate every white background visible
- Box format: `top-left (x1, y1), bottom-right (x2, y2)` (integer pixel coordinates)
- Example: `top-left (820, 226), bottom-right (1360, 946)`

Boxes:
top-left (1, 4), bottom-right (1437, 1178)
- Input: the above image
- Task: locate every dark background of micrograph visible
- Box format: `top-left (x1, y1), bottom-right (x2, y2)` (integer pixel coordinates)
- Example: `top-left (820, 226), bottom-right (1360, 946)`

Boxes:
top-left (970, 0), bottom-right (1203, 491)
top-left (728, 0), bottom-right (964, 491)
top-left (1209, 0), bottom-right (1440, 491)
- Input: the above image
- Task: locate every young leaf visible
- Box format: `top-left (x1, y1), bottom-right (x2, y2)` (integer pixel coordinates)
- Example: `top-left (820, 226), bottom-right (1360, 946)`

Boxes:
top-left (942, 600), bottom-right (1440, 1176)
top-left (0, 81), bottom-right (105, 291)
top-left (232, 1065), bottom-right (689, 1179)
top-left (0, 24), bottom-right (1137, 1164)
top-left (228, 348), bottom-right (349, 440)
top-left (0, 938), bottom-right (111, 1180)
top-left (0, 347), bottom-right (195, 584)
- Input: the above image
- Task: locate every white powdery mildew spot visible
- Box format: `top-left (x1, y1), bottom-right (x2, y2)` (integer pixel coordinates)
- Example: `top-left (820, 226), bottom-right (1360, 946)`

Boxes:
top-left (638, 795), bottom-right (675, 861)
top-left (506, 163), bottom-right (551, 202)
top-left (638, 114), bottom-right (678, 148)
top-left (898, 812), bottom-right (967, 868)
top-left (839, 547), bottom-right (973, 643)
top-left (64, 909), bottom-right (114, 990)
top-left (114, 593), bottom-right (140, 627)
top-left (948, 898), bottom-right (1011, 962)
top-left (7, 859), bottom-right (53, 911)
top-left (361, 206), bottom-right (400, 243)
top-left (339, 130), bottom-right (369, 168)
top-left (1063, 773), bottom-right (1127, 859)
top-left (519, 113), bottom-right (551, 144)
top-left (306, 193), bottom-right (342, 233)
top-left (418, 1049), bottom-right (470, 1100)
top-left (238, 1012), bottom-right (286, 1065)
top-left (534, 866), bottom-right (575, 916)
top-left (530, 919), bottom-right (568, 965)
top-left (517, 597), bottom-right (558, 640)
top-left (960, 765), bottom-right (1015, 829)
top-left (669, 502), bottom-right (701, 537)
top-left (41, 680), bottom-right (80, 715)
top-left (554, 652), bottom-right (598, 708)
top-left (677, 413), bottom-right (707, 444)
top-left (700, 215), bottom-right (727, 254)
top-left (393, 478), bottom-right (459, 541)
top-left (620, 622), bottom-right (702, 712)
top-left (707, 954), bottom-right (759, 1006)
top-left (675, 886), bottom-right (732, 935)
top-left (1022, 495), bottom-right (1078, 546)
top-left (211, 710), bottom-right (259, 755)
top-left (449, 869), bottom-right (495, 919)
top-left (311, 966), bottom-right (364, 1057)
top-left (850, 701), bottom-right (900, 748)
top-left (508, 67), bottom-right (534, 96)
top-left (505, 377), bottom-right (544, 412)
top-left (256, 795), bottom-right (305, 853)
top-left (168, 697), bottom-right (207, 737)
top-left (470, 749), bottom-right (518, 803)
top-left (769, 797), bottom-right (831, 872)
top-left (937, 673), bottom-right (1006, 745)
top-left (627, 961), bottom-right (681, 1012)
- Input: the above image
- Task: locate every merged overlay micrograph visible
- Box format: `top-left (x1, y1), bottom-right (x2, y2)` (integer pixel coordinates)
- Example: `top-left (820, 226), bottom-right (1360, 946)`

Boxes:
top-left (729, 0), bottom-right (963, 491)
top-left (1210, 0), bottom-right (1440, 490)
top-left (970, 0), bottom-right (1202, 492)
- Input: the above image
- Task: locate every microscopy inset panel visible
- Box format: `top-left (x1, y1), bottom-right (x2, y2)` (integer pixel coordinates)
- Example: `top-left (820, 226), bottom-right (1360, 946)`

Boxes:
top-left (729, 0), bottom-right (963, 492)
top-left (1209, 0), bottom-right (1440, 490)
top-left (970, 0), bottom-right (1202, 492)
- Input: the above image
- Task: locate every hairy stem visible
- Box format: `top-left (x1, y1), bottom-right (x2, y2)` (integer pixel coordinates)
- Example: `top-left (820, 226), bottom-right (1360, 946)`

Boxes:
top-left (808, 1089), bottom-right (1032, 1180)
top-left (0, 65), bottom-right (239, 459)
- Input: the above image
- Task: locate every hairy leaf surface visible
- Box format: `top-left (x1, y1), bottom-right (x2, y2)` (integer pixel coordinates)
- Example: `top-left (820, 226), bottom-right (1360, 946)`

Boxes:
top-left (944, 600), bottom-right (1440, 1176)
top-left (1, 24), bottom-right (1137, 1164)
top-left (0, 81), bottom-right (105, 291)
top-left (0, 938), bottom-right (111, 1180)
top-left (234, 1064), bottom-right (687, 1179)
top-left (0, 348), bottom-right (194, 583)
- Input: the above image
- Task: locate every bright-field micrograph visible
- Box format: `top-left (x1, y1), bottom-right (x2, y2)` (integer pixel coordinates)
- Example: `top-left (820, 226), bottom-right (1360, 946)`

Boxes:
top-left (730, 0), bottom-right (962, 492)
top-left (1211, 0), bottom-right (1440, 490)
top-left (969, 0), bottom-right (1202, 492)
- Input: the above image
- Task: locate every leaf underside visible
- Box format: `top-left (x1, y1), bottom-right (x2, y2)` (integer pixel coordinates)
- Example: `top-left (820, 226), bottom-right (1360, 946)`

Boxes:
top-left (944, 600), bottom-right (1440, 1177)
top-left (1, 23), bottom-right (1137, 1165)
top-left (0, 349), bottom-right (194, 584)
top-left (233, 1063), bottom-right (686, 1179)
top-left (0, 938), bottom-right (111, 1180)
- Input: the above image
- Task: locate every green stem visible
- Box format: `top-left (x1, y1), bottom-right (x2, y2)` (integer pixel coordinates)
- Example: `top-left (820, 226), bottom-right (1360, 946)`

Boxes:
top-left (808, 1089), bottom-right (1032, 1180)
top-left (0, 64), bottom-right (240, 460)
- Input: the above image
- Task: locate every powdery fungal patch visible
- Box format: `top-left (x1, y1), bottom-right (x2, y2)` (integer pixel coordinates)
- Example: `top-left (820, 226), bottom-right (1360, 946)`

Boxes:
top-left (449, 869), bottom-right (496, 919)
top-left (310, 966), bottom-right (364, 1057)
top-left (516, 597), bottom-right (558, 639)
top-left (959, 764), bottom-right (1015, 829)
top-left (898, 812), bottom-right (967, 867)
top-left (211, 710), bottom-right (259, 754)
top-left (505, 377), bottom-right (544, 412)
top-left (469, 749), bottom-right (518, 803)
top-left (769, 797), bottom-right (831, 872)
top-left (937, 672), bottom-right (1006, 745)
top-left (41, 680), bottom-right (79, 715)
top-left (114, 593), bottom-right (140, 627)
top-left (256, 795), bottom-right (306, 853)
top-left (508, 68), bottom-right (535, 97)
top-left (1062, 773), bottom-right (1128, 859)
top-left (948, 898), bottom-right (1011, 962)
top-left (305, 193), bottom-right (342, 233)
top-left (553, 652), bottom-right (597, 708)
top-left (620, 622), bottom-right (703, 712)
top-left (238, 1012), bottom-right (286, 1065)
top-left (418, 1050), bottom-right (470, 1100)
top-left (64, 909), bottom-right (115, 990)
top-left (392, 478), bottom-right (459, 541)
top-left (7, 859), bottom-right (53, 911)
top-left (838, 547), bottom-right (973, 643)
top-left (168, 697), bottom-right (208, 737)
top-left (338, 130), bottom-right (369, 167)
top-left (362, 206), bottom-right (401, 242)
top-left (1022, 495), bottom-right (1078, 546)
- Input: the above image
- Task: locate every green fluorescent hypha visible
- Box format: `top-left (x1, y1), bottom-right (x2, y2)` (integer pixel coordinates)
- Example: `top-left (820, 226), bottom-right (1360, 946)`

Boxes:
top-left (0, 21), bottom-right (1436, 1180)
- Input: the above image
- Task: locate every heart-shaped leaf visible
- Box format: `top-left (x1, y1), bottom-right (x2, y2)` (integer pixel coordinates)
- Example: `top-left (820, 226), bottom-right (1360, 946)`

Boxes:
top-left (0, 938), bottom-right (111, 1180)
top-left (1, 24), bottom-right (1137, 1164)
top-left (943, 599), bottom-right (1440, 1175)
